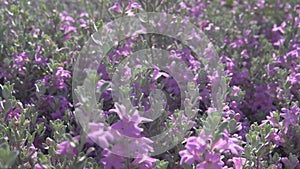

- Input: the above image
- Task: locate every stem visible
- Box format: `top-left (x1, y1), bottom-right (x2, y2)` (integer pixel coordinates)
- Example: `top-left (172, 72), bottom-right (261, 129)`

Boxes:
top-left (125, 158), bottom-right (130, 169)
top-left (256, 156), bottom-right (260, 169)
top-left (12, 125), bottom-right (25, 169)
top-left (71, 130), bottom-right (87, 168)
top-left (61, 157), bottom-right (67, 169)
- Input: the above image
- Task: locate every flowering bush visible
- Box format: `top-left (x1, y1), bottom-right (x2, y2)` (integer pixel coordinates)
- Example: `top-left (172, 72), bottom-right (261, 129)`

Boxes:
top-left (0, 0), bottom-right (299, 169)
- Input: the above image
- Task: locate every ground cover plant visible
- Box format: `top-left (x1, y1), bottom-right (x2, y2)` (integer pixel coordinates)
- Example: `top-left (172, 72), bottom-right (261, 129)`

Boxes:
top-left (0, 0), bottom-right (299, 168)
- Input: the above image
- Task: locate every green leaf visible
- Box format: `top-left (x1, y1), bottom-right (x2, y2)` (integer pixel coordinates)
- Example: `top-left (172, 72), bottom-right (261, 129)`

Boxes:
top-left (0, 143), bottom-right (9, 151)
top-left (99, 81), bottom-right (110, 94)
top-left (182, 163), bottom-right (193, 169)
top-left (41, 4), bottom-right (47, 11)
top-left (1, 86), bottom-right (11, 100)
top-left (37, 122), bottom-right (45, 135)
top-left (218, 121), bottom-right (228, 133)
top-left (256, 144), bottom-right (266, 156)
top-left (73, 161), bottom-right (86, 169)
top-left (154, 160), bottom-right (169, 169)
top-left (86, 147), bottom-right (95, 156)
top-left (4, 151), bottom-right (18, 167)
top-left (228, 119), bottom-right (237, 133)
top-left (0, 143), bottom-right (19, 168)
top-left (244, 146), bottom-right (251, 158)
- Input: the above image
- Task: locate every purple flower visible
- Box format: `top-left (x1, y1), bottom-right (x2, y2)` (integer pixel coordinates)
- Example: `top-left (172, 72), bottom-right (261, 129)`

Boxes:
top-left (287, 73), bottom-right (300, 85)
top-left (55, 67), bottom-right (71, 90)
top-left (34, 46), bottom-right (49, 66)
top-left (24, 144), bottom-right (38, 168)
top-left (100, 149), bottom-right (126, 169)
top-left (97, 63), bottom-right (110, 80)
top-left (220, 55), bottom-right (236, 75)
top-left (130, 155), bottom-right (157, 169)
top-left (37, 95), bottom-right (71, 120)
top-left (213, 130), bottom-right (244, 155)
top-left (79, 12), bottom-right (88, 18)
top-left (35, 164), bottom-right (45, 169)
top-left (5, 107), bottom-right (20, 121)
top-left (62, 24), bottom-right (77, 34)
top-left (63, 33), bottom-right (71, 41)
top-left (56, 136), bottom-right (80, 157)
top-left (60, 11), bottom-right (75, 22)
top-left (112, 120), bottom-right (144, 138)
top-left (188, 1), bottom-right (206, 20)
top-left (97, 80), bottom-right (112, 101)
top-left (87, 122), bottom-right (114, 148)
top-left (229, 39), bottom-right (244, 48)
top-left (161, 77), bottom-right (180, 96)
top-left (272, 21), bottom-right (286, 34)
top-left (110, 104), bottom-right (151, 138)
top-left (110, 137), bottom-right (153, 158)
top-left (13, 52), bottom-right (28, 74)
top-left (232, 157), bottom-right (246, 169)
top-left (56, 67), bottom-right (71, 78)
top-left (282, 156), bottom-right (300, 169)
top-left (79, 12), bottom-right (90, 28)
top-left (126, 0), bottom-right (142, 10)
top-left (50, 95), bottom-right (72, 119)
top-left (232, 86), bottom-right (241, 97)
top-left (14, 52), bottom-right (27, 66)
top-left (109, 39), bottom-right (132, 63)
top-left (110, 103), bottom-right (152, 124)
top-left (152, 65), bottom-right (170, 80)
top-left (179, 130), bottom-right (210, 165)
top-left (97, 104), bottom-right (154, 158)
top-left (261, 111), bottom-right (280, 127)
top-left (280, 106), bottom-right (300, 133)
top-left (196, 152), bottom-right (224, 169)
top-left (59, 11), bottom-right (77, 41)
top-left (266, 131), bottom-right (285, 145)
top-left (247, 84), bottom-right (276, 114)
top-left (109, 2), bottom-right (122, 13)
top-left (79, 18), bottom-right (90, 29)
top-left (222, 105), bottom-right (237, 122)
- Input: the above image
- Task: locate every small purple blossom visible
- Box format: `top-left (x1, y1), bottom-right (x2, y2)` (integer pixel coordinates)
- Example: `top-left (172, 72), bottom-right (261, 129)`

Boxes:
top-left (56, 136), bottom-right (80, 157)
top-left (213, 130), bottom-right (244, 155)
top-left (87, 122), bottom-right (114, 148)
top-left (109, 2), bottom-right (122, 13)
top-left (5, 107), bottom-right (20, 121)
top-left (196, 152), bottom-right (224, 169)
top-left (100, 149), bottom-right (126, 169)
top-left (232, 157), bottom-right (246, 169)
top-left (13, 52), bottom-right (28, 75)
top-left (280, 106), bottom-right (300, 133)
top-left (55, 67), bottom-right (71, 90)
top-left (179, 130), bottom-right (210, 165)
